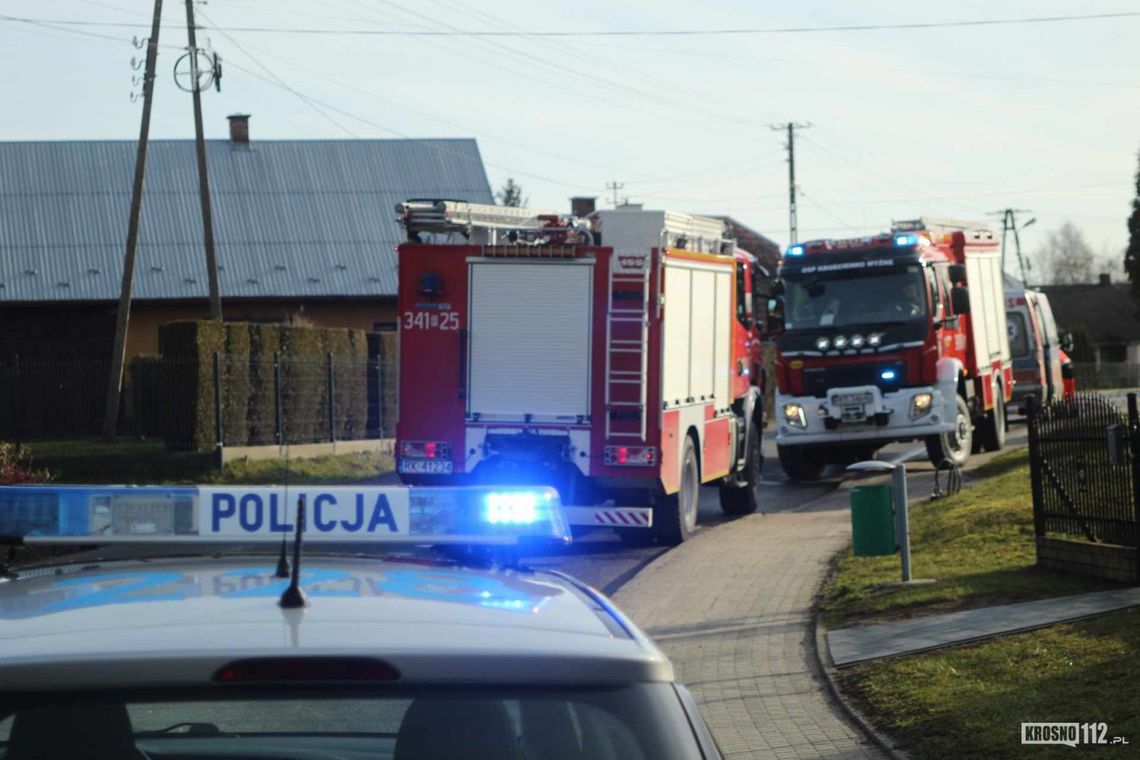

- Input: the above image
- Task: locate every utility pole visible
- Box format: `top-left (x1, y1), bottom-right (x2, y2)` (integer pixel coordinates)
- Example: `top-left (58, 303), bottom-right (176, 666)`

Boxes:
top-left (770, 122), bottom-right (811, 245)
top-left (606, 180), bottom-right (625, 208)
top-left (989, 208), bottom-right (1036, 285)
top-left (102, 0), bottom-right (164, 440)
top-left (185, 0), bottom-right (223, 320)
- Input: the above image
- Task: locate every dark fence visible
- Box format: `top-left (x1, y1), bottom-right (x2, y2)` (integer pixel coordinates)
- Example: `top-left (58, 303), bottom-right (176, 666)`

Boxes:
top-left (0, 354), bottom-right (395, 451)
top-left (1027, 392), bottom-right (1140, 550)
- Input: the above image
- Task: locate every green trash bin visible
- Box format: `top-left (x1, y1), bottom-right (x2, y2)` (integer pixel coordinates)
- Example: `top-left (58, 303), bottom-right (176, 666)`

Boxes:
top-left (850, 484), bottom-right (896, 557)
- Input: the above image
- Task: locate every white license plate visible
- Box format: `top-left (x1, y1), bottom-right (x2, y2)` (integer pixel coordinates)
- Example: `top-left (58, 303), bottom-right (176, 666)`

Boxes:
top-left (836, 392), bottom-right (871, 405)
top-left (398, 459), bottom-right (453, 475)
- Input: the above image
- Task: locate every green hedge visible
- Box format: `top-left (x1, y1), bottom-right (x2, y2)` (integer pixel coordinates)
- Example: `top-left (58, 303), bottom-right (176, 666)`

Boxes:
top-left (158, 321), bottom-right (224, 451)
top-left (247, 324), bottom-right (281, 445)
top-left (159, 321), bottom-right (374, 451)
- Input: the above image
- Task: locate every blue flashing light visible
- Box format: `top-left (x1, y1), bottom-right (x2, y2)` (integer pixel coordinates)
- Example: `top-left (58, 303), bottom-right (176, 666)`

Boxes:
top-left (787, 244), bottom-right (805, 257)
top-left (880, 369), bottom-right (897, 381)
top-left (484, 490), bottom-right (545, 525)
top-left (894, 234), bottom-right (917, 247)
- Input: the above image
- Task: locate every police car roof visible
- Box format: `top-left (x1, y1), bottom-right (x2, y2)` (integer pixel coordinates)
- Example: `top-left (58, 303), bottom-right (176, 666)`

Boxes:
top-left (0, 554), bottom-right (672, 691)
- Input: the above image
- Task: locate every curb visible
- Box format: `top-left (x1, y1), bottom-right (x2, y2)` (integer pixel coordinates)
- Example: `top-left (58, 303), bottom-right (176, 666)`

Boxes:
top-left (811, 558), bottom-right (911, 760)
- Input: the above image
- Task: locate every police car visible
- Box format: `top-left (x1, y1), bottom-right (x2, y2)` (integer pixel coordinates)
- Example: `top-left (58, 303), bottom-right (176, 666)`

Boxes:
top-left (0, 484), bottom-right (722, 759)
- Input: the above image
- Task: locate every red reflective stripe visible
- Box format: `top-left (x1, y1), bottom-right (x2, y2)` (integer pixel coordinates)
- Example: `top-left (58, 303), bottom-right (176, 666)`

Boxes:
top-left (616, 512), bottom-right (631, 525)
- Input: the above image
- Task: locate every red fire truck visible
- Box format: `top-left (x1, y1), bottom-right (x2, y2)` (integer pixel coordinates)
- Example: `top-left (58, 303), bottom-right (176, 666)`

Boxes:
top-left (770, 218), bottom-right (1013, 479)
top-left (394, 200), bottom-right (767, 544)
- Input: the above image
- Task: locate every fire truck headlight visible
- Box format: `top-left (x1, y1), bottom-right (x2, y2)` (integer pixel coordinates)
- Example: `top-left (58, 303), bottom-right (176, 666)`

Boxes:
top-left (833, 335), bottom-right (849, 350)
top-left (910, 393), bottom-right (933, 419)
top-left (783, 404), bottom-right (808, 429)
top-left (814, 337), bottom-right (830, 352)
top-left (867, 333), bottom-right (883, 347)
top-left (850, 334), bottom-right (865, 348)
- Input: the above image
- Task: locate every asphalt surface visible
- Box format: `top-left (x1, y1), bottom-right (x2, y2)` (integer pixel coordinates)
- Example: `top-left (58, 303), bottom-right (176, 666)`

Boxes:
top-left (526, 423), bottom-right (1030, 596)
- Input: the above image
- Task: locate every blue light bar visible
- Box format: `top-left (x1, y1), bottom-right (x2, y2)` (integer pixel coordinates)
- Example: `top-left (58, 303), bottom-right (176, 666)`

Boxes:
top-left (894, 234), bottom-right (917, 247)
top-left (880, 370), bottom-right (897, 381)
top-left (787, 244), bottom-right (805, 256)
top-left (0, 485), bottom-right (570, 546)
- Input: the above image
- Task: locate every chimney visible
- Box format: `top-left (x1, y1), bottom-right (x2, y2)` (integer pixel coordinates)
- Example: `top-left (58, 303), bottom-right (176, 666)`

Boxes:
top-left (1099, 273), bottom-right (1112, 286)
top-left (227, 113), bottom-right (250, 144)
top-left (570, 196), bottom-right (596, 217)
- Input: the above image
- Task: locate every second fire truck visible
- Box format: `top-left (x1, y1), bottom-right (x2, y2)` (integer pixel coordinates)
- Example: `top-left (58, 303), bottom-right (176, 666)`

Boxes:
top-left (394, 200), bottom-right (769, 544)
top-left (770, 218), bottom-right (1013, 479)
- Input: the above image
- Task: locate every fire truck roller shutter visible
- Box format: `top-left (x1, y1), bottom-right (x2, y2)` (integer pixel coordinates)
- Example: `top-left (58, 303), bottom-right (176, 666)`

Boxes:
top-left (467, 260), bottom-right (595, 421)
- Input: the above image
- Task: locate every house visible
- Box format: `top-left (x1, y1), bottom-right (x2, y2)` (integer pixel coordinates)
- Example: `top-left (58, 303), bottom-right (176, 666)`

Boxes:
top-left (0, 115), bottom-right (494, 361)
top-left (1040, 274), bottom-right (1140, 364)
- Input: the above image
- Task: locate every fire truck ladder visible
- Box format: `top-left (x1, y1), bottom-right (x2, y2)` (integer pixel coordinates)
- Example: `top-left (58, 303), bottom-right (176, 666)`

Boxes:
top-left (604, 258), bottom-right (651, 442)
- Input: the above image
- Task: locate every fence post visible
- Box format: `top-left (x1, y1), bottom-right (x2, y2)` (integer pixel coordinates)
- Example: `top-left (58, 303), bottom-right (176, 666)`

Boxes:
top-left (213, 352), bottom-right (224, 463)
top-left (326, 352), bottom-right (336, 444)
top-left (1129, 393), bottom-right (1140, 581)
top-left (274, 352), bottom-right (283, 449)
top-left (1026, 394), bottom-right (1045, 539)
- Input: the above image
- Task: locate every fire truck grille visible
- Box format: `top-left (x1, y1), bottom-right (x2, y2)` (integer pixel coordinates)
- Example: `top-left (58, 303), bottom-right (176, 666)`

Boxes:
top-left (801, 361), bottom-right (907, 398)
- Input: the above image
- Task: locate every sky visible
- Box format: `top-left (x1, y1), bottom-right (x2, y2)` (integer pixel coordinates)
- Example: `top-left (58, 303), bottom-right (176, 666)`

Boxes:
top-left (2, 0), bottom-right (1139, 280)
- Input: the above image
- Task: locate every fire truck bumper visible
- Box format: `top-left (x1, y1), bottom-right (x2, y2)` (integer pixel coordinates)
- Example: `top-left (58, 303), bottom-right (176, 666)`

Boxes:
top-left (775, 383), bottom-right (956, 446)
top-left (562, 506), bottom-right (654, 529)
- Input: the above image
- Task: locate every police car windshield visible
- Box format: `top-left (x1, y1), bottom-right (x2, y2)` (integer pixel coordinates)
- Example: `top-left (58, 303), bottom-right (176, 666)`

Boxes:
top-left (0, 685), bottom-right (704, 760)
top-left (783, 266), bottom-right (927, 331)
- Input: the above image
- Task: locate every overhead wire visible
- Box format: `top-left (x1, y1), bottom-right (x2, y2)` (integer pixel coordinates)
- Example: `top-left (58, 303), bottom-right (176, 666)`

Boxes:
top-left (9, 9), bottom-right (1137, 35)
top-left (196, 8), bottom-right (361, 138)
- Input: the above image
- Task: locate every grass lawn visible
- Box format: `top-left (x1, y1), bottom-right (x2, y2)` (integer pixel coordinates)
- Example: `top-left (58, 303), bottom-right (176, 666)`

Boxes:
top-left (822, 447), bottom-right (1140, 758)
top-left (23, 438), bottom-right (395, 485)
top-left (839, 609), bottom-right (1140, 759)
top-left (819, 448), bottom-right (1120, 629)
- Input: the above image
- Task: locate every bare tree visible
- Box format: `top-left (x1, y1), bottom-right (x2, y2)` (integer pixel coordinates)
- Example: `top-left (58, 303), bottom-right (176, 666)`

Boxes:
top-left (496, 178), bottom-right (527, 208)
top-left (1034, 222), bottom-right (1098, 285)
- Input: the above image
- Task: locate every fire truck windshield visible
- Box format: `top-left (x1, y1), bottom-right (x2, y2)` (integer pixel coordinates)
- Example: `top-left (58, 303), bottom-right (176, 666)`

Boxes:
top-left (783, 267), bottom-right (927, 331)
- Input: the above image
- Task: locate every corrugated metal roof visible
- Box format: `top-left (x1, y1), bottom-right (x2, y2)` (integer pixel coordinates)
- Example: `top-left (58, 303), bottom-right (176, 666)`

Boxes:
top-left (0, 138), bottom-right (493, 302)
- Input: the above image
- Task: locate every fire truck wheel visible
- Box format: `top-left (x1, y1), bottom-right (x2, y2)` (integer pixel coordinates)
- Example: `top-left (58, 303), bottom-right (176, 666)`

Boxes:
top-left (925, 394), bottom-right (972, 467)
top-left (980, 380), bottom-right (1007, 452)
top-left (655, 436), bottom-right (700, 545)
top-left (776, 444), bottom-right (825, 482)
top-left (718, 424), bottom-right (762, 515)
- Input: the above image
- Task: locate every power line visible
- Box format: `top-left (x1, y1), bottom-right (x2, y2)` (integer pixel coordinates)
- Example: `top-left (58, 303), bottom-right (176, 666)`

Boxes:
top-left (5, 10), bottom-right (1138, 36)
top-left (197, 8), bottom-right (360, 138)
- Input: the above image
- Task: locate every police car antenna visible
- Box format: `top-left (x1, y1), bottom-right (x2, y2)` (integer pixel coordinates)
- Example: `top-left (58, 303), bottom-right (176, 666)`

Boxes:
top-left (278, 494), bottom-right (308, 609)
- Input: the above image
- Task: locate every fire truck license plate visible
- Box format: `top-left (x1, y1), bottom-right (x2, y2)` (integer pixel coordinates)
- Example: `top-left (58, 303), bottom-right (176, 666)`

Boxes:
top-left (398, 460), bottom-right (454, 474)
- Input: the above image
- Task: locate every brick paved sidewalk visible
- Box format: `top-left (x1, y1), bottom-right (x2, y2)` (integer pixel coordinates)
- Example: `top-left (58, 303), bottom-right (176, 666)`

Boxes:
top-left (828, 586), bottom-right (1140, 667)
top-left (613, 502), bottom-right (884, 759)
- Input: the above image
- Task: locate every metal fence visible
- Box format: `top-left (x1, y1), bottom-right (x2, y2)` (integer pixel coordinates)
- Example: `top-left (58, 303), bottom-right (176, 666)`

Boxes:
top-left (1027, 393), bottom-right (1140, 549)
top-left (1071, 362), bottom-right (1140, 391)
top-left (0, 353), bottom-right (395, 451)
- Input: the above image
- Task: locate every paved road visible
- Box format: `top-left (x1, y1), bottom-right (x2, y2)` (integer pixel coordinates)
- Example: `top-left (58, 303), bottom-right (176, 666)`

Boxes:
top-left (600, 426), bottom-right (1028, 759)
top-left (527, 425), bottom-right (1028, 594)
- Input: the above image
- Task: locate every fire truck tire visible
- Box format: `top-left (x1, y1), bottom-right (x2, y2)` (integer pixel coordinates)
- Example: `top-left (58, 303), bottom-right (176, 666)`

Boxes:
top-left (777, 444), bottom-right (825, 482)
top-left (925, 394), bottom-right (973, 467)
top-left (980, 380), bottom-right (1007, 452)
top-left (655, 436), bottom-right (700, 545)
top-left (718, 424), bottom-right (762, 515)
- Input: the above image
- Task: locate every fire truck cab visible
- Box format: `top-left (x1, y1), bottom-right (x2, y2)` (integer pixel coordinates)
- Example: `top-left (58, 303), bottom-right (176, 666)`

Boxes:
top-left (394, 200), bottom-right (767, 544)
top-left (770, 218), bottom-right (1013, 478)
